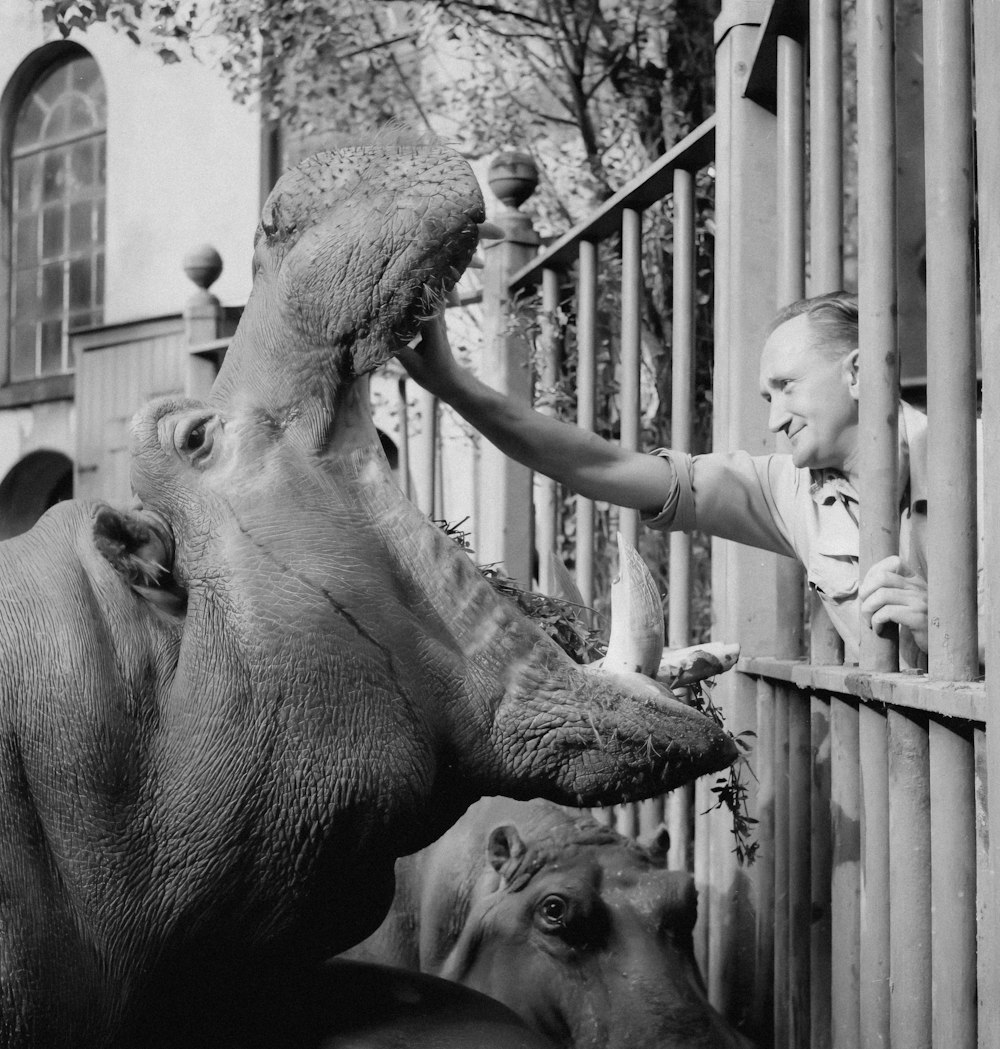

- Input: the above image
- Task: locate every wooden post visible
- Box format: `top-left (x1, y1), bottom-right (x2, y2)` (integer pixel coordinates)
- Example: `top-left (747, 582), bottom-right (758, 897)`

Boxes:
top-left (479, 153), bottom-right (540, 589)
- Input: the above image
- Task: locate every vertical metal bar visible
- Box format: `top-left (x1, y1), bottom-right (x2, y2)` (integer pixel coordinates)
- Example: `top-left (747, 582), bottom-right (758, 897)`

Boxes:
top-left (536, 266), bottom-right (562, 596)
top-left (856, 0), bottom-right (900, 673)
top-left (619, 208), bottom-right (642, 549)
top-left (669, 168), bottom-right (696, 648)
top-left (694, 773), bottom-right (712, 977)
top-left (887, 710), bottom-right (931, 1048)
top-left (774, 689), bottom-right (790, 1049)
top-left (929, 719), bottom-right (977, 1049)
top-left (831, 697), bottom-right (861, 1049)
top-left (788, 689), bottom-right (811, 1049)
top-left (859, 704), bottom-right (889, 1047)
top-left (396, 377), bottom-right (411, 501)
top-left (807, 0), bottom-right (848, 667)
top-left (413, 387), bottom-right (437, 517)
top-left (575, 240), bottom-right (597, 609)
top-left (974, 726), bottom-right (990, 1049)
top-left (755, 678), bottom-right (777, 1049)
top-left (811, 696), bottom-right (833, 1049)
top-left (775, 34), bottom-right (806, 661)
top-left (973, 0), bottom-right (1000, 1043)
top-left (666, 167), bottom-right (697, 875)
top-left (777, 35), bottom-right (807, 300)
top-left (809, 0), bottom-right (844, 292)
top-left (923, 0), bottom-right (979, 679)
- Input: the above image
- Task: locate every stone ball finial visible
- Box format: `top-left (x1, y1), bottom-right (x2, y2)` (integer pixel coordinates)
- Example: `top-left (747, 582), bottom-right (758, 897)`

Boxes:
top-left (183, 244), bottom-right (223, 291)
top-left (488, 152), bottom-right (539, 209)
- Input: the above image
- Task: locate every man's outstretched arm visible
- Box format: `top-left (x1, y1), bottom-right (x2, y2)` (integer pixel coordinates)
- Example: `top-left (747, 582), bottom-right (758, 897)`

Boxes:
top-left (397, 313), bottom-right (676, 514)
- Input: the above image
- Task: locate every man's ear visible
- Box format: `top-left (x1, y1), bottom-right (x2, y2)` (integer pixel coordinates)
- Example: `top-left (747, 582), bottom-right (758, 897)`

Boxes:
top-left (843, 348), bottom-right (860, 400)
top-left (93, 506), bottom-right (187, 618)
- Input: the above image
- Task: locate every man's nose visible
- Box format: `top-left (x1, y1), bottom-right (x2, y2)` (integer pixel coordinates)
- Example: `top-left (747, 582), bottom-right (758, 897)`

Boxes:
top-left (768, 398), bottom-right (790, 433)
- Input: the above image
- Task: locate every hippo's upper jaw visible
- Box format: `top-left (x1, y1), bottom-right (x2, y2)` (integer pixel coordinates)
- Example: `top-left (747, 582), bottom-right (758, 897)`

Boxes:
top-left (210, 138), bottom-right (486, 424)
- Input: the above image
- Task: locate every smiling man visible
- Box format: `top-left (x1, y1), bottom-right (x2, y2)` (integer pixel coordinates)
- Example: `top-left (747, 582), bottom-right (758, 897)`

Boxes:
top-left (399, 291), bottom-right (981, 666)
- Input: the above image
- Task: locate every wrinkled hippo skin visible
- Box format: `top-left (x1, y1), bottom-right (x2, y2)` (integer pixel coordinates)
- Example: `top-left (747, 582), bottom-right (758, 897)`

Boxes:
top-left (347, 797), bottom-right (753, 1049)
top-left (0, 137), bottom-right (736, 1048)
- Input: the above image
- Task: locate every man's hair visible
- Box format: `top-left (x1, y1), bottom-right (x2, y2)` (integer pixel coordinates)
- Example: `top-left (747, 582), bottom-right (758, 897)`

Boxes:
top-left (768, 291), bottom-right (859, 360)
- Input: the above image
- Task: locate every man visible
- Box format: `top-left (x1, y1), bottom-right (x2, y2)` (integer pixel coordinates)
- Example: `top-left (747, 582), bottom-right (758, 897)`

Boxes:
top-left (399, 291), bottom-right (980, 666)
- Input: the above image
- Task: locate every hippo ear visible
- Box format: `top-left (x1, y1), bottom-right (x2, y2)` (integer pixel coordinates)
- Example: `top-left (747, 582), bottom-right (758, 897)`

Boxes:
top-left (637, 822), bottom-right (671, 866)
top-left (93, 506), bottom-right (187, 618)
top-left (487, 825), bottom-right (526, 876)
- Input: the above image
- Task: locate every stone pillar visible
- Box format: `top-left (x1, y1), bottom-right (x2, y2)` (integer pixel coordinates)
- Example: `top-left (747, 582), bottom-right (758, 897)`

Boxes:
top-left (477, 153), bottom-right (541, 588)
top-left (182, 244), bottom-right (224, 400)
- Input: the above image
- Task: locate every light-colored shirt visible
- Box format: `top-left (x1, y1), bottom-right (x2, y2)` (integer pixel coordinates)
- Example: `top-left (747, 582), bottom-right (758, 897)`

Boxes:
top-left (644, 402), bottom-right (984, 665)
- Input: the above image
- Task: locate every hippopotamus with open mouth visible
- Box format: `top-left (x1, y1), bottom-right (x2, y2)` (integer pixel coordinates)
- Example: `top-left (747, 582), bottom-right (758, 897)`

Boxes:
top-left (0, 134), bottom-right (737, 1048)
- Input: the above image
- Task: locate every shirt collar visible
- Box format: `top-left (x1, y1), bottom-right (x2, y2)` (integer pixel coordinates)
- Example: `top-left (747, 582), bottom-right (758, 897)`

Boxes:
top-left (808, 401), bottom-right (927, 512)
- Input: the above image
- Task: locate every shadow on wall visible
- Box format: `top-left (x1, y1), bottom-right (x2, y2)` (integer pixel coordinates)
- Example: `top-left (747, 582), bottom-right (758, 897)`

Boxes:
top-left (0, 450), bottom-right (73, 540)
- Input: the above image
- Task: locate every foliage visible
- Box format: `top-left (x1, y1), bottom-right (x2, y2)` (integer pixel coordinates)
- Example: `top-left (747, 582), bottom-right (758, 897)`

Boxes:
top-left (687, 677), bottom-right (758, 866)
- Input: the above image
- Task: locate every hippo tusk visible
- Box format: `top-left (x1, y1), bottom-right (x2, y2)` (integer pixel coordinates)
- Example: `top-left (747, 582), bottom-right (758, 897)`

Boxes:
top-left (478, 221), bottom-right (505, 241)
top-left (596, 533), bottom-right (664, 678)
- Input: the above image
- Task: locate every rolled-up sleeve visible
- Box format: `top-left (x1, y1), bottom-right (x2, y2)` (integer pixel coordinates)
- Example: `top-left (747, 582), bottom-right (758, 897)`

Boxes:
top-left (643, 448), bottom-right (798, 559)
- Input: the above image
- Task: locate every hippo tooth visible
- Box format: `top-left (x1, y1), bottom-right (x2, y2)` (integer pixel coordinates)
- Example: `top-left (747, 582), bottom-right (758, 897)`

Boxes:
top-left (599, 533), bottom-right (664, 678)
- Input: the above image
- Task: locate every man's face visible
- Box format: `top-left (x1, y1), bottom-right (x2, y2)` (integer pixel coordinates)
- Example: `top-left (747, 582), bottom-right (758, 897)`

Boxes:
top-left (758, 313), bottom-right (860, 473)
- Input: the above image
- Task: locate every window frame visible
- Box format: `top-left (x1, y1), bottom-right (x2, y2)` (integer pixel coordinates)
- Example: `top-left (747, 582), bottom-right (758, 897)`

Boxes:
top-left (0, 42), bottom-right (103, 407)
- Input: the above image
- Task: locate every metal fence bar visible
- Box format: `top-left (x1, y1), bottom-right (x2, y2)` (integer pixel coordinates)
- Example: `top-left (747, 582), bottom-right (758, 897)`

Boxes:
top-left (774, 33), bottom-right (806, 661)
top-left (830, 697), bottom-right (860, 1049)
top-left (974, 727), bottom-right (991, 1049)
top-left (668, 168), bottom-right (696, 649)
top-left (810, 696), bottom-right (833, 1049)
top-left (412, 388), bottom-right (437, 517)
top-left (807, 0), bottom-right (847, 668)
top-left (575, 241), bottom-right (598, 609)
top-left (666, 167), bottom-right (697, 873)
top-left (929, 718), bottom-right (977, 1049)
top-left (788, 689), bottom-right (811, 1049)
top-left (859, 704), bottom-right (890, 1046)
top-left (618, 208), bottom-right (642, 549)
top-left (773, 688), bottom-right (791, 1049)
top-left (809, 0), bottom-right (844, 292)
top-left (535, 266), bottom-right (562, 596)
top-left (973, 0), bottom-right (1000, 1041)
top-left (887, 710), bottom-right (931, 1048)
top-left (923, 0), bottom-right (979, 680)
top-left (855, 0), bottom-right (900, 673)
top-left (755, 676), bottom-right (777, 1049)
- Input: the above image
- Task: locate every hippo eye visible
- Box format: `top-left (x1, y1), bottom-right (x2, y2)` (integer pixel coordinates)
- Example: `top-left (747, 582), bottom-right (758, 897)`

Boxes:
top-left (173, 415), bottom-right (218, 464)
top-left (185, 423), bottom-right (207, 451)
top-left (536, 894), bottom-right (570, 930)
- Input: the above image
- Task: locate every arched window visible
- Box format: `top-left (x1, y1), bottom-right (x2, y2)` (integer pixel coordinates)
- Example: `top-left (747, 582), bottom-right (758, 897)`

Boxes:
top-left (9, 53), bottom-right (106, 382)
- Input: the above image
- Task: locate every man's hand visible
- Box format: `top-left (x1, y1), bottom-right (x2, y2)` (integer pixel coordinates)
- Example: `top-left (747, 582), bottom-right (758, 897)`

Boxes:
top-left (395, 311), bottom-right (458, 397)
top-left (860, 555), bottom-right (929, 654)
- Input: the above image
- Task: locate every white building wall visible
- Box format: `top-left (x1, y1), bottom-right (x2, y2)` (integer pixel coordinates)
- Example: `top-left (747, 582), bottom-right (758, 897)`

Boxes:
top-left (0, 2), bottom-right (262, 495)
top-left (1, 3), bottom-right (261, 318)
